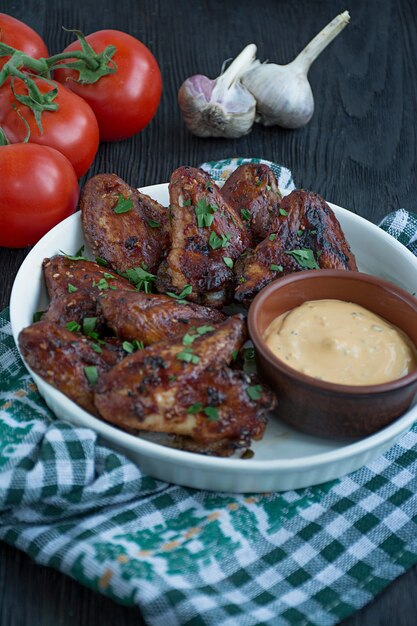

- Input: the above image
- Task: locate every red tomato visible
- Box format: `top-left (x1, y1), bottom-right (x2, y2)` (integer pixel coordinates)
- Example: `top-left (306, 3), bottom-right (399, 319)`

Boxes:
top-left (54, 30), bottom-right (162, 141)
top-left (1, 77), bottom-right (99, 177)
top-left (0, 13), bottom-right (48, 69)
top-left (0, 143), bottom-right (79, 248)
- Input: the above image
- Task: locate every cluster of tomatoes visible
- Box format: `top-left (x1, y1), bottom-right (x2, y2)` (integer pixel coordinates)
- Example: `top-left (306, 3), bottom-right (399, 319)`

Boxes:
top-left (0, 13), bottom-right (162, 247)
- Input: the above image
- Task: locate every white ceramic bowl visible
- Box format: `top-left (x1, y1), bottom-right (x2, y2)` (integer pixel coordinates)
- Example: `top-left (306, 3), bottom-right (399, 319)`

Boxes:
top-left (9, 183), bottom-right (417, 492)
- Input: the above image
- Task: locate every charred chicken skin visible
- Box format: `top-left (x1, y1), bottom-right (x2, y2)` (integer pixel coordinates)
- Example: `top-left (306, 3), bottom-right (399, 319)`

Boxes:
top-left (42, 255), bottom-right (135, 327)
top-left (18, 321), bottom-right (125, 416)
top-left (221, 162), bottom-right (283, 245)
top-left (156, 166), bottom-right (250, 308)
top-left (99, 290), bottom-right (225, 345)
top-left (235, 189), bottom-right (358, 304)
top-left (94, 316), bottom-right (274, 455)
top-left (80, 173), bottom-right (170, 274)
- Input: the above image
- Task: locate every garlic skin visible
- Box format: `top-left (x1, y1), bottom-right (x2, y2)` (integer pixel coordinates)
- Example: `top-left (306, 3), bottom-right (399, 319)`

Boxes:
top-left (178, 44), bottom-right (257, 138)
top-left (242, 11), bottom-right (350, 129)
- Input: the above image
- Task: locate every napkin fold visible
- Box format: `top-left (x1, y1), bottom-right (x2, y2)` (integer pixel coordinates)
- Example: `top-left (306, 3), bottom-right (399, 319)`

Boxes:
top-left (1, 158), bottom-right (417, 626)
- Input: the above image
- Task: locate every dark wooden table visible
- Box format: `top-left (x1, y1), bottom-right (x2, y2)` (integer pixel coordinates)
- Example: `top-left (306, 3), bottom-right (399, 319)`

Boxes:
top-left (1, 0), bottom-right (417, 624)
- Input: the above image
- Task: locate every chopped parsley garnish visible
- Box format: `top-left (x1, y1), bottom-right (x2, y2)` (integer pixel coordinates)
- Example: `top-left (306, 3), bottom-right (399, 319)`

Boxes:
top-left (187, 402), bottom-right (204, 414)
top-left (95, 256), bottom-right (108, 266)
top-left (67, 283), bottom-right (78, 293)
top-left (33, 310), bottom-right (44, 323)
top-left (183, 199), bottom-right (191, 206)
top-left (166, 284), bottom-right (192, 304)
top-left (241, 448), bottom-right (255, 459)
top-left (266, 185), bottom-right (271, 192)
top-left (243, 346), bottom-right (257, 374)
top-left (241, 208), bottom-right (251, 221)
top-left (147, 219), bottom-right (160, 228)
top-left (182, 325), bottom-right (214, 346)
top-left (83, 317), bottom-right (97, 335)
top-left (186, 403), bottom-right (219, 421)
top-left (269, 233), bottom-right (277, 241)
top-left (124, 264), bottom-right (156, 293)
top-left (92, 277), bottom-right (109, 290)
top-left (255, 179), bottom-right (263, 187)
top-left (205, 181), bottom-right (213, 191)
top-left (65, 321), bottom-right (81, 333)
top-left (177, 347), bottom-right (200, 364)
top-left (84, 366), bottom-right (98, 386)
top-left (123, 340), bottom-right (144, 353)
top-left (231, 349), bottom-right (238, 362)
top-left (208, 231), bottom-right (231, 250)
top-left (297, 229), bottom-right (303, 236)
top-left (91, 343), bottom-right (102, 354)
top-left (60, 245), bottom-right (87, 261)
top-left (113, 194), bottom-right (133, 214)
top-left (223, 257), bottom-right (233, 269)
top-left (310, 229), bottom-right (317, 235)
top-left (285, 248), bottom-right (320, 270)
top-left (279, 208), bottom-right (288, 216)
top-left (195, 199), bottom-right (218, 228)
top-left (270, 264), bottom-right (283, 272)
top-left (103, 273), bottom-right (114, 279)
top-left (238, 276), bottom-right (246, 283)
top-left (246, 384), bottom-right (262, 401)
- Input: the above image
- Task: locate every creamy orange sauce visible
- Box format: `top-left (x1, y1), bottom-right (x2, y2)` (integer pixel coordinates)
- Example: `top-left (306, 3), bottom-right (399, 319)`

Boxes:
top-left (263, 299), bottom-right (417, 385)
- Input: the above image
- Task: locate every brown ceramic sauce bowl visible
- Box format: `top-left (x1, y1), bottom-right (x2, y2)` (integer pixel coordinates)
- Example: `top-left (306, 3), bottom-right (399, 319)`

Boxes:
top-left (248, 270), bottom-right (417, 440)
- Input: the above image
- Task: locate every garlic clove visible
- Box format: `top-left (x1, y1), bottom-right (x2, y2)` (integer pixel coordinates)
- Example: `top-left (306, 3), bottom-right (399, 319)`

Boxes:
top-left (242, 11), bottom-right (350, 129)
top-left (178, 44), bottom-right (258, 138)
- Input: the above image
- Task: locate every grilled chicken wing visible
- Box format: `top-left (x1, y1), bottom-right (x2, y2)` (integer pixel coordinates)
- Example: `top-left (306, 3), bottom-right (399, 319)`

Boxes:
top-left (42, 255), bottom-right (135, 326)
top-left (221, 162), bottom-right (282, 245)
top-left (156, 166), bottom-right (250, 308)
top-left (80, 173), bottom-right (170, 274)
top-left (94, 315), bottom-right (274, 455)
top-left (18, 321), bottom-right (125, 415)
top-left (235, 190), bottom-right (358, 304)
top-left (99, 290), bottom-right (225, 345)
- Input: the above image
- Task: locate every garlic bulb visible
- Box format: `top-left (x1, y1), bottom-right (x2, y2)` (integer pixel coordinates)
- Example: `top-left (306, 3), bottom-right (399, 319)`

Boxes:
top-left (178, 44), bottom-right (257, 138)
top-left (242, 11), bottom-right (350, 129)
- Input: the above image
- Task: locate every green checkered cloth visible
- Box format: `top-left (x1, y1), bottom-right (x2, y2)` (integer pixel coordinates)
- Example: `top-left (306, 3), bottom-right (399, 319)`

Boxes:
top-left (1, 158), bottom-right (417, 626)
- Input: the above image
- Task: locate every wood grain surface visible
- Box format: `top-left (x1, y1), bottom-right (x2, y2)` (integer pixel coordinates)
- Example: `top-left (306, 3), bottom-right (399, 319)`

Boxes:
top-left (1, 0), bottom-right (417, 624)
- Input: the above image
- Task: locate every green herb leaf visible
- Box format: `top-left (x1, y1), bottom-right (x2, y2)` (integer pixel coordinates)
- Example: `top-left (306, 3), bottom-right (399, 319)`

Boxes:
top-left (246, 384), bottom-right (262, 401)
top-left (183, 199), bottom-right (191, 206)
top-left (177, 347), bottom-right (200, 364)
top-left (269, 233), bottom-right (277, 241)
top-left (204, 406), bottom-right (219, 421)
top-left (231, 349), bottom-right (238, 362)
top-left (103, 272), bottom-right (114, 279)
top-left (95, 256), bottom-right (108, 266)
top-left (297, 229), bottom-right (303, 236)
top-left (243, 346), bottom-right (257, 374)
top-left (91, 343), bottom-right (102, 354)
top-left (208, 230), bottom-right (223, 250)
top-left (33, 310), bottom-right (44, 323)
top-left (241, 448), bottom-right (255, 459)
top-left (84, 365), bottom-right (98, 386)
top-left (279, 208), bottom-right (288, 216)
top-left (285, 248), bottom-right (320, 270)
top-left (166, 284), bottom-right (192, 303)
top-left (65, 321), bottom-right (81, 332)
top-left (196, 325), bottom-right (215, 335)
top-left (270, 264), bottom-right (283, 272)
top-left (241, 208), bottom-right (251, 221)
top-left (92, 277), bottom-right (109, 290)
top-left (195, 199), bottom-right (218, 228)
top-left (83, 317), bottom-right (97, 335)
top-left (223, 256), bottom-right (233, 269)
top-left (114, 194), bottom-right (133, 214)
top-left (182, 324), bottom-right (214, 346)
top-left (147, 219), bottom-right (160, 228)
top-left (266, 185), bottom-right (271, 192)
top-left (67, 283), bottom-right (78, 293)
top-left (60, 245), bottom-right (87, 261)
top-left (221, 233), bottom-right (231, 247)
top-left (187, 402), bottom-right (204, 414)
top-left (238, 276), bottom-right (246, 283)
top-left (124, 264), bottom-right (156, 293)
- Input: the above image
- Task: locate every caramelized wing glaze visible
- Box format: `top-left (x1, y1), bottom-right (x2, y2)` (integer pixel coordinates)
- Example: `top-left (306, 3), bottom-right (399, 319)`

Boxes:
top-left (18, 321), bottom-right (125, 415)
top-left (235, 190), bottom-right (358, 304)
top-left (156, 166), bottom-right (250, 308)
top-left (94, 316), bottom-right (274, 454)
top-left (99, 290), bottom-right (225, 345)
top-left (221, 162), bottom-right (282, 245)
top-left (42, 255), bottom-right (135, 326)
top-left (80, 173), bottom-right (170, 273)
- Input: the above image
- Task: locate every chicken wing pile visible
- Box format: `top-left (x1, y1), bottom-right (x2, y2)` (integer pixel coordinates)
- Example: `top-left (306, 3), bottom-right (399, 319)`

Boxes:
top-left (18, 163), bottom-right (357, 457)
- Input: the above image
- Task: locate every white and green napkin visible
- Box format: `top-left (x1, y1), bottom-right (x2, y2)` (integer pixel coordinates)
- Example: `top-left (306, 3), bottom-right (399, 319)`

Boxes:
top-left (1, 158), bottom-right (417, 626)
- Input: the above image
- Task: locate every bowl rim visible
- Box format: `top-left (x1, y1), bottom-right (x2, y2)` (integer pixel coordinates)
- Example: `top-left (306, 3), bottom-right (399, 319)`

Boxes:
top-left (247, 269), bottom-right (417, 395)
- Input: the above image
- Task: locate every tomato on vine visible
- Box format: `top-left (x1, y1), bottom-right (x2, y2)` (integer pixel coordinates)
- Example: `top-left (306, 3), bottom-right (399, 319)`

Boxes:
top-left (0, 14), bottom-right (48, 69)
top-left (53, 30), bottom-right (162, 141)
